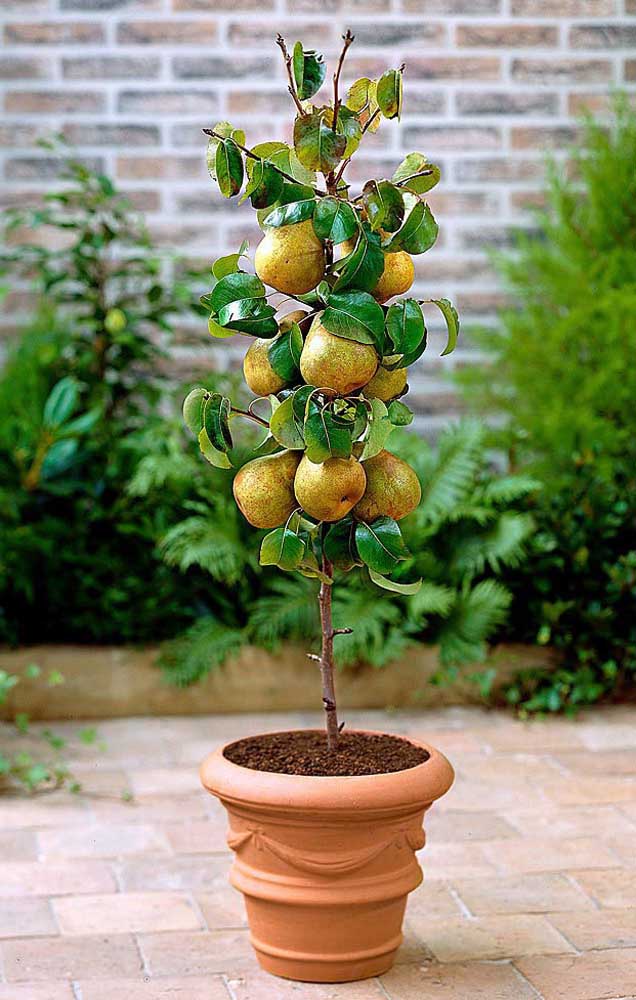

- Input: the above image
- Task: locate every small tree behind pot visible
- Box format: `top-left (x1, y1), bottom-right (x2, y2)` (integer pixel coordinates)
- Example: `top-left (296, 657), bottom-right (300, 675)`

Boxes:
top-left (183, 33), bottom-right (460, 750)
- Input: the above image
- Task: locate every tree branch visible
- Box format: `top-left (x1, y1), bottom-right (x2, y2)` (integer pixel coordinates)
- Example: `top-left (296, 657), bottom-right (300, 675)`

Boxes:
top-left (332, 29), bottom-right (355, 132)
top-left (230, 406), bottom-right (270, 429)
top-left (202, 128), bottom-right (326, 197)
top-left (276, 34), bottom-right (306, 117)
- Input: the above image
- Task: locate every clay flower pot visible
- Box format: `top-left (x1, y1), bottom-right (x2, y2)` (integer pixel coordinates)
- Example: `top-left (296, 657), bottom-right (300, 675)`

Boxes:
top-left (200, 730), bottom-right (454, 983)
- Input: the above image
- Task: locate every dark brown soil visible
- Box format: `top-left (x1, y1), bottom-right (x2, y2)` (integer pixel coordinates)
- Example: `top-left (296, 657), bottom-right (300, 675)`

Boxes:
top-left (223, 730), bottom-right (429, 776)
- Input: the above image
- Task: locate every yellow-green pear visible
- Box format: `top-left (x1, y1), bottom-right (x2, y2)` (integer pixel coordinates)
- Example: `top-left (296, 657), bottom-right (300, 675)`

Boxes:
top-left (278, 309), bottom-right (309, 332)
top-left (353, 449), bottom-right (421, 522)
top-left (233, 450), bottom-right (301, 529)
top-left (300, 316), bottom-right (378, 396)
top-left (363, 365), bottom-right (407, 401)
top-left (243, 338), bottom-right (287, 396)
top-left (373, 251), bottom-right (414, 304)
top-left (255, 220), bottom-right (325, 296)
top-left (294, 455), bottom-right (367, 523)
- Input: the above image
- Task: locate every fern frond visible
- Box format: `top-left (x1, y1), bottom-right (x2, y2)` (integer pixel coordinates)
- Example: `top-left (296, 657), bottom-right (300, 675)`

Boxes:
top-left (438, 579), bottom-right (512, 666)
top-left (448, 512), bottom-right (535, 579)
top-left (332, 586), bottom-right (406, 667)
top-left (477, 475), bottom-right (542, 505)
top-left (417, 420), bottom-right (484, 523)
top-left (159, 618), bottom-right (245, 686)
top-left (406, 581), bottom-right (456, 624)
top-left (159, 515), bottom-right (247, 584)
top-left (127, 450), bottom-right (195, 496)
top-left (247, 576), bottom-right (319, 649)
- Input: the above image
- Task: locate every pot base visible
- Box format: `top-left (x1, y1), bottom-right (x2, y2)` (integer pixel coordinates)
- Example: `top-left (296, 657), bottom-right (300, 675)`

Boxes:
top-left (255, 942), bottom-right (399, 983)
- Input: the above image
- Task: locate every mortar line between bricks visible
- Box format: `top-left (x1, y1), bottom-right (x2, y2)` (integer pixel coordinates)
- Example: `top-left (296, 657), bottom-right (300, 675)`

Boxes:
top-left (562, 872), bottom-right (603, 912)
top-left (132, 932), bottom-right (150, 978)
top-left (221, 972), bottom-right (239, 1000)
top-left (71, 982), bottom-right (83, 1000)
top-left (375, 974), bottom-right (393, 1000)
top-left (448, 882), bottom-right (476, 919)
top-left (511, 960), bottom-right (545, 1000)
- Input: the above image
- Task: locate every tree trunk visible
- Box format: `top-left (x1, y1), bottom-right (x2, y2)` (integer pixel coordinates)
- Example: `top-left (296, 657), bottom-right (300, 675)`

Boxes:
top-left (318, 554), bottom-right (339, 751)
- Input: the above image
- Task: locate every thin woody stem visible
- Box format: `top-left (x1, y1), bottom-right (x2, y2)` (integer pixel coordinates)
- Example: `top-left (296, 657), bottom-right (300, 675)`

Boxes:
top-left (202, 128), bottom-right (326, 197)
top-left (276, 34), bottom-right (306, 117)
top-left (333, 108), bottom-right (382, 188)
top-left (332, 29), bottom-right (355, 132)
top-left (230, 406), bottom-right (269, 429)
top-left (318, 551), bottom-right (339, 751)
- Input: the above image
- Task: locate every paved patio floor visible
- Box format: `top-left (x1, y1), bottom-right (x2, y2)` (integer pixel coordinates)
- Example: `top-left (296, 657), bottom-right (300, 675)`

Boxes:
top-left (1, 706), bottom-right (636, 1000)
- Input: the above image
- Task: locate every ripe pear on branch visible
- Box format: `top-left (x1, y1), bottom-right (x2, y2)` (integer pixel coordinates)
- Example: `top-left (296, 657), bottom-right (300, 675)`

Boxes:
top-left (363, 365), bottom-right (407, 401)
top-left (233, 450), bottom-right (301, 528)
top-left (294, 455), bottom-right (366, 522)
top-left (354, 450), bottom-right (421, 523)
top-left (255, 220), bottom-right (325, 296)
top-left (300, 316), bottom-right (378, 397)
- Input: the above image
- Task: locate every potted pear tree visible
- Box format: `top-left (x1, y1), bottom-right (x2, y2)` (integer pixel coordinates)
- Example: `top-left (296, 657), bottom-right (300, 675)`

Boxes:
top-left (184, 33), bottom-right (457, 983)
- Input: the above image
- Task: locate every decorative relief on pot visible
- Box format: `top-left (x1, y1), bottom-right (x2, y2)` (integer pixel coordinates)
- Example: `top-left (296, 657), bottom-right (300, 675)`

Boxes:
top-left (227, 824), bottom-right (425, 876)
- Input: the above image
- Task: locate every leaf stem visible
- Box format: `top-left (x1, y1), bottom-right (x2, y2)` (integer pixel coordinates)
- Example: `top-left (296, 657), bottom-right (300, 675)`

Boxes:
top-left (332, 29), bottom-right (355, 133)
top-left (333, 108), bottom-right (382, 188)
top-left (276, 34), bottom-right (307, 117)
top-left (202, 128), bottom-right (326, 197)
top-left (231, 405), bottom-right (270, 429)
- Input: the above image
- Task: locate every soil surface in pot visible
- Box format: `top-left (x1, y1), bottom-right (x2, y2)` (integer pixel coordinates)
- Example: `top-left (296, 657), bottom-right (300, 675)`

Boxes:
top-left (223, 730), bottom-right (430, 776)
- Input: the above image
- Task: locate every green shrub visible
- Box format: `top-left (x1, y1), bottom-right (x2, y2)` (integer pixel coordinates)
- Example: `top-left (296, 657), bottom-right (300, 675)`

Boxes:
top-left (456, 95), bottom-right (636, 711)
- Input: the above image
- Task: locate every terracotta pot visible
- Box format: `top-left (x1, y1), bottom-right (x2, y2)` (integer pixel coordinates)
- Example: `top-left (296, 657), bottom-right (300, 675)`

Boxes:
top-left (200, 730), bottom-right (454, 983)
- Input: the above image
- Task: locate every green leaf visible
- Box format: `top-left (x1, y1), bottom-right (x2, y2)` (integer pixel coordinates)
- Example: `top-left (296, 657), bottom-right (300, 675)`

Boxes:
top-left (268, 323), bottom-right (303, 381)
top-left (324, 517), bottom-right (361, 571)
top-left (355, 516), bottom-right (409, 574)
top-left (392, 152), bottom-right (441, 194)
top-left (376, 69), bottom-right (403, 120)
top-left (40, 439), bottom-right (78, 479)
top-left (209, 272), bottom-right (265, 314)
top-left (369, 568), bottom-right (422, 594)
top-left (359, 398), bottom-right (392, 460)
top-left (211, 239), bottom-right (249, 279)
top-left (292, 42), bottom-right (327, 100)
top-left (346, 78), bottom-right (380, 131)
top-left (260, 526), bottom-right (306, 571)
top-left (292, 384), bottom-right (320, 424)
top-left (312, 197), bottom-right (358, 244)
top-left (386, 200), bottom-right (438, 255)
top-left (269, 394), bottom-right (305, 449)
top-left (241, 160), bottom-right (284, 209)
top-left (333, 226), bottom-right (384, 294)
top-left (334, 106), bottom-right (362, 157)
top-left (304, 407), bottom-right (353, 463)
top-left (385, 298), bottom-right (426, 356)
top-left (264, 198), bottom-right (316, 227)
top-left (203, 392), bottom-right (233, 453)
top-left (206, 123), bottom-right (242, 179)
top-left (388, 399), bottom-right (413, 426)
top-left (208, 315), bottom-right (236, 340)
top-left (182, 387), bottom-right (208, 434)
top-left (293, 112), bottom-right (346, 174)
top-left (198, 427), bottom-right (233, 469)
top-left (215, 138), bottom-right (243, 198)
top-left (322, 290), bottom-right (384, 350)
top-left (362, 180), bottom-right (404, 233)
top-left (217, 298), bottom-right (278, 337)
top-left (43, 376), bottom-right (80, 428)
top-left (428, 297), bottom-right (460, 356)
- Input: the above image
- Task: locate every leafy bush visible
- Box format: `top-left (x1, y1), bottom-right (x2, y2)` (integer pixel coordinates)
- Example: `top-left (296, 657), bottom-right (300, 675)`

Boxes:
top-left (143, 420), bottom-right (537, 686)
top-left (457, 95), bottom-right (636, 711)
top-left (0, 152), bottom-right (209, 644)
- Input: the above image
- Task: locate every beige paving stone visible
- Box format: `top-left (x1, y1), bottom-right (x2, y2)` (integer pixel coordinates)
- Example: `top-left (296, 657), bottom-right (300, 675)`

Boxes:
top-left (411, 914), bottom-right (573, 962)
top-left (52, 891), bottom-right (202, 934)
top-left (436, 777), bottom-right (545, 813)
top-left (0, 829), bottom-right (38, 861)
top-left (425, 809), bottom-right (518, 842)
top-left (227, 968), bottom-right (386, 998)
top-left (70, 768), bottom-right (132, 797)
top-left (577, 724), bottom-right (636, 751)
top-left (555, 749), bottom-right (636, 775)
top-left (400, 727), bottom-right (485, 754)
top-left (380, 959), bottom-right (538, 999)
top-left (76, 976), bottom-right (230, 999)
top-left (0, 987), bottom-right (74, 1000)
top-left (116, 853), bottom-right (230, 892)
top-left (164, 817), bottom-right (230, 854)
top-left (419, 842), bottom-right (497, 880)
top-left (452, 872), bottom-right (595, 915)
top-left (137, 929), bottom-right (254, 976)
top-left (516, 948), bottom-right (636, 1000)
top-left (406, 880), bottom-right (464, 921)
top-left (480, 721), bottom-right (585, 753)
top-left (128, 767), bottom-right (202, 797)
top-left (197, 887), bottom-right (248, 929)
top-left (574, 869), bottom-right (636, 909)
top-left (38, 823), bottom-right (170, 859)
top-left (481, 836), bottom-right (620, 873)
top-left (1, 934), bottom-right (142, 981)
top-left (0, 860), bottom-right (116, 897)
top-left (88, 793), bottom-right (208, 824)
top-left (0, 798), bottom-right (88, 830)
top-left (543, 775), bottom-right (636, 806)
top-left (549, 909), bottom-right (636, 950)
top-left (0, 897), bottom-right (57, 937)
top-left (505, 804), bottom-right (636, 839)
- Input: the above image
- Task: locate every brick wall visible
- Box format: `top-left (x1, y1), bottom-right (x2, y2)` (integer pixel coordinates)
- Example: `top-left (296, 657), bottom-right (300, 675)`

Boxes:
top-left (2, 0), bottom-right (634, 434)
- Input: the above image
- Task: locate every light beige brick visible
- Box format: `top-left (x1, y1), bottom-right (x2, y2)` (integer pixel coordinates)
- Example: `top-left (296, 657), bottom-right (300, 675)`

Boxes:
top-left (0, 988), bottom-right (74, 1000)
top-left (77, 979), bottom-right (229, 1000)
top-left (574, 869), bottom-right (636, 909)
top-left (5, 22), bottom-right (105, 44)
top-left (1, 935), bottom-right (142, 982)
top-left (380, 959), bottom-right (537, 999)
top-left (117, 21), bottom-right (218, 44)
top-left (457, 24), bottom-right (557, 47)
top-left (53, 891), bottom-right (201, 934)
top-left (38, 823), bottom-right (170, 859)
top-left (0, 861), bottom-right (116, 897)
top-left (138, 929), bottom-right (254, 976)
top-left (415, 914), bottom-right (573, 962)
top-left (550, 909), bottom-right (636, 951)
top-left (517, 948), bottom-right (636, 1000)
top-left (0, 897), bottom-right (57, 937)
top-left (453, 873), bottom-right (595, 915)
top-left (481, 836), bottom-right (620, 873)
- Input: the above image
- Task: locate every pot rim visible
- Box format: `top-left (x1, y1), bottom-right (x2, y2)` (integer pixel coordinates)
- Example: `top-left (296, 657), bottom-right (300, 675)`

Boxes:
top-left (200, 728), bottom-right (454, 812)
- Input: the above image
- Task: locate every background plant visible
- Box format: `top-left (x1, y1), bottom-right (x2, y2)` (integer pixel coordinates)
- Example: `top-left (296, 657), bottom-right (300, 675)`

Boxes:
top-left (457, 95), bottom-right (636, 712)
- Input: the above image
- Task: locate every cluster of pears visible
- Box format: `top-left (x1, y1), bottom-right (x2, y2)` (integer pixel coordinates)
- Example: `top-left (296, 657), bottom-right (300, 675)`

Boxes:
top-left (233, 219), bottom-right (421, 533)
